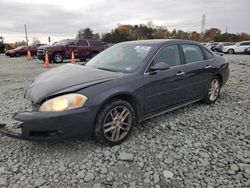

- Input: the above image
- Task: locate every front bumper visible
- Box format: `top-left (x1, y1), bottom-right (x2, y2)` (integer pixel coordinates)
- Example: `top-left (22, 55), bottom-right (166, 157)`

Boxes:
top-left (0, 107), bottom-right (96, 140)
top-left (37, 54), bottom-right (45, 60)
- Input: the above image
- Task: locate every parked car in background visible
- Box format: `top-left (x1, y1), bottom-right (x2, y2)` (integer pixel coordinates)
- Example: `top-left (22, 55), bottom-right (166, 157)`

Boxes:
top-left (222, 41), bottom-right (250, 54)
top-left (244, 47), bottom-right (250, 54)
top-left (102, 42), bottom-right (114, 48)
top-left (5, 46), bottom-right (37, 57)
top-left (37, 39), bottom-right (105, 63)
top-left (0, 39), bottom-right (229, 145)
top-left (205, 42), bottom-right (219, 51)
top-left (0, 38), bottom-right (5, 53)
top-left (212, 42), bottom-right (235, 52)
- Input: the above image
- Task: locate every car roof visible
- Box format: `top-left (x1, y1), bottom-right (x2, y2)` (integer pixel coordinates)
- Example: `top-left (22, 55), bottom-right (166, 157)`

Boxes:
top-left (121, 39), bottom-right (202, 46)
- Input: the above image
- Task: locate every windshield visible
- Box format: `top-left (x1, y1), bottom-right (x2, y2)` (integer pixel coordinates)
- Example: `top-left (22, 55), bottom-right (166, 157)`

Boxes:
top-left (86, 43), bottom-right (154, 73)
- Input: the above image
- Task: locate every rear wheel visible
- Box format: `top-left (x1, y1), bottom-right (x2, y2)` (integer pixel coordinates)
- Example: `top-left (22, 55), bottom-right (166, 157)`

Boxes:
top-left (227, 49), bottom-right (234, 55)
top-left (94, 99), bottom-right (135, 145)
top-left (203, 76), bottom-right (221, 104)
top-left (15, 53), bottom-right (20, 57)
top-left (53, 52), bottom-right (63, 63)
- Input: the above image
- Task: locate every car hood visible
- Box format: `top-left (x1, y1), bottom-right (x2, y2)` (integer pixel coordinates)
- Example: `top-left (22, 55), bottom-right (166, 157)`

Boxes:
top-left (25, 64), bottom-right (121, 104)
top-left (45, 45), bottom-right (64, 50)
top-left (6, 50), bottom-right (14, 53)
top-left (38, 45), bottom-right (48, 50)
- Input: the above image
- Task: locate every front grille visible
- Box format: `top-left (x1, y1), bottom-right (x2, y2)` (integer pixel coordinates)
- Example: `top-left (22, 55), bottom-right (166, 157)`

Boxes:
top-left (37, 49), bottom-right (45, 55)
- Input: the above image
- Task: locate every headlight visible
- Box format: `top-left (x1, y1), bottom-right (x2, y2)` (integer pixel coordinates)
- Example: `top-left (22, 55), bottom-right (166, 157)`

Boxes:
top-left (39, 94), bottom-right (87, 112)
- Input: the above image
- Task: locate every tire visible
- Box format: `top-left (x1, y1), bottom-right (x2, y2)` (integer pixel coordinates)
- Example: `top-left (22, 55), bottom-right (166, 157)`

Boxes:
top-left (94, 99), bottom-right (136, 146)
top-left (15, 53), bottom-right (20, 57)
top-left (203, 76), bottom-right (221, 104)
top-left (227, 49), bottom-right (234, 55)
top-left (53, 52), bottom-right (63, 63)
top-left (80, 58), bottom-right (86, 62)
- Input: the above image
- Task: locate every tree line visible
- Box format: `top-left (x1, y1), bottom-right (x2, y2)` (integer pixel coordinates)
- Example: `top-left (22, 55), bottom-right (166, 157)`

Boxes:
top-left (77, 24), bottom-right (250, 43)
top-left (3, 23), bottom-right (250, 51)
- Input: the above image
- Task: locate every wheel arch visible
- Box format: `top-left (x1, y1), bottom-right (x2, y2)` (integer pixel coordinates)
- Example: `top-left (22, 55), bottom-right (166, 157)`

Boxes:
top-left (227, 48), bottom-right (234, 54)
top-left (96, 93), bottom-right (142, 124)
top-left (52, 51), bottom-right (65, 58)
top-left (214, 73), bottom-right (223, 86)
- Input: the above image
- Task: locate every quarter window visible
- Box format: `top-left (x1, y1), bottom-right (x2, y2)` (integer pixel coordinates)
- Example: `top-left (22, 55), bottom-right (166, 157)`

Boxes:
top-left (203, 48), bottom-right (213, 59)
top-left (153, 45), bottom-right (181, 67)
top-left (181, 44), bottom-right (204, 63)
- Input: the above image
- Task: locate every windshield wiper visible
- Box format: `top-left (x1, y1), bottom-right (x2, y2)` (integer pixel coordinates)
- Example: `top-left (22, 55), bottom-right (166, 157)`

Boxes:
top-left (97, 67), bottom-right (118, 72)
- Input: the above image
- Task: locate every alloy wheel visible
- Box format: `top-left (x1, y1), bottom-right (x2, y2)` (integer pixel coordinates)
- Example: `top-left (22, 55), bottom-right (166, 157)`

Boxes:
top-left (103, 106), bottom-right (132, 142)
top-left (55, 54), bottom-right (63, 63)
top-left (208, 79), bottom-right (220, 101)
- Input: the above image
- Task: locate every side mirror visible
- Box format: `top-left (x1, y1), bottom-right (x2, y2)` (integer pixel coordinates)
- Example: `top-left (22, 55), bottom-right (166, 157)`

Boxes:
top-left (150, 62), bottom-right (170, 72)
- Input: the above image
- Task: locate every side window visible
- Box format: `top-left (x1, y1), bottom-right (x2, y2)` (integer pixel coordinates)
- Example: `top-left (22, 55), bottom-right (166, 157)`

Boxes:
top-left (68, 41), bottom-right (76, 46)
top-left (77, 40), bottom-right (88, 46)
top-left (181, 44), bottom-right (204, 63)
top-left (241, 42), bottom-right (250, 46)
top-left (89, 40), bottom-right (102, 46)
top-left (153, 45), bottom-right (181, 67)
top-left (203, 48), bottom-right (213, 59)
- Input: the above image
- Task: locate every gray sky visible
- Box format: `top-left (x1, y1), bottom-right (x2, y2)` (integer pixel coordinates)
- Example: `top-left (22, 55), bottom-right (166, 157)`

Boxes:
top-left (0, 0), bottom-right (249, 43)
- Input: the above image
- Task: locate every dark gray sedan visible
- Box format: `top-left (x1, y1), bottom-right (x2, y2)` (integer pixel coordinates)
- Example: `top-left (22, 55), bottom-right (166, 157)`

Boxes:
top-left (0, 39), bottom-right (229, 145)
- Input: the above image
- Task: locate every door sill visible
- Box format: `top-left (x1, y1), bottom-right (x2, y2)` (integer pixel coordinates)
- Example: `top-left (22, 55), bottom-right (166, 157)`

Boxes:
top-left (143, 98), bottom-right (201, 121)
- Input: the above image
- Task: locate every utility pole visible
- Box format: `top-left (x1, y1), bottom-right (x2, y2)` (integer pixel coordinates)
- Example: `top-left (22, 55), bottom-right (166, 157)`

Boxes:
top-left (201, 14), bottom-right (206, 34)
top-left (201, 14), bottom-right (206, 42)
top-left (48, 36), bottom-right (51, 45)
top-left (226, 26), bottom-right (228, 33)
top-left (24, 24), bottom-right (29, 49)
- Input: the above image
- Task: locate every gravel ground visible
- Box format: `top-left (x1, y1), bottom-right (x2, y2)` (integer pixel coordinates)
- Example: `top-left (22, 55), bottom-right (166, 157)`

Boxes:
top-left (0, 54), bottom-right (249, 188)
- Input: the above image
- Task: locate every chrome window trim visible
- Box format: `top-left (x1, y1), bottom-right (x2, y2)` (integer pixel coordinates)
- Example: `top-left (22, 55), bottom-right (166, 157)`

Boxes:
top-left (144, 43), bottom-right (214, 75)
top-left (144, 44), bottom-right (182, 75)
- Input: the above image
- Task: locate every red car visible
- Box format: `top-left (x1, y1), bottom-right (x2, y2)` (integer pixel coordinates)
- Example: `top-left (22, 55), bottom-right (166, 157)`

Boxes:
top-left (37, 39), bottom-right (105, 63)
top-left (5, 46), bottom-right (37, 57)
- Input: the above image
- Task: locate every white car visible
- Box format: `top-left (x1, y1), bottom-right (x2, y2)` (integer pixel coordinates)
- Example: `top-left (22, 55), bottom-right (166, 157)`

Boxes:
top-left (222, 41), bottom-right (250, 54)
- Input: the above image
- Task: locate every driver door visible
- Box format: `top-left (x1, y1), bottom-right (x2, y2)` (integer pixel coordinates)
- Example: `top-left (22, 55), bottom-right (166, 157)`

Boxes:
top-left (144, 44), bottom-right (187, 115)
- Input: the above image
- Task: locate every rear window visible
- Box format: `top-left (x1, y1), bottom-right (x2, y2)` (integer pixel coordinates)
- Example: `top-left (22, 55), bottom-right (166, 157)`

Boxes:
top-left (181, 44), bottom-right (204, 64)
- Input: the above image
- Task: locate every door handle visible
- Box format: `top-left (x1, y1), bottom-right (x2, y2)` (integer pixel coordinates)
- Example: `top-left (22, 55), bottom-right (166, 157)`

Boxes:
top-left (176, 71), bottom-right (185, 76)
top-left (205, 65), bottom-right (212, 69)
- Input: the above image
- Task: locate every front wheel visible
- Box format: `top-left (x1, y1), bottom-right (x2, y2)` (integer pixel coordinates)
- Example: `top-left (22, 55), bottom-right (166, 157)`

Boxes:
top-left (94, 99), bottom-right (136, 145)
top-left (203, 77), bottom-right (221, 104)
top-left (227, 49), bottom-right (234, 55)
top-left (53, 52), bottom-right (63, 63)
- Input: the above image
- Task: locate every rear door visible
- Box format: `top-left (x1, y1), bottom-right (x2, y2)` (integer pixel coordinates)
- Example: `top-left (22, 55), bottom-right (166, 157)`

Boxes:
top-left (179, 44), bottom-right (214, 99)
top-left (77, 40), bottom-right (91, 58)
